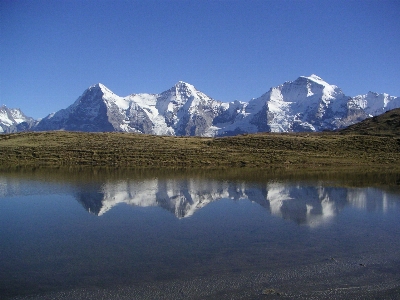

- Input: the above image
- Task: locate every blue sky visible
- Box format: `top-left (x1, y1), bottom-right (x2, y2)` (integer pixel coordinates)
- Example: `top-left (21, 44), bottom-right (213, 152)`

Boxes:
top-left (1, 0), bottom-right (399, 119)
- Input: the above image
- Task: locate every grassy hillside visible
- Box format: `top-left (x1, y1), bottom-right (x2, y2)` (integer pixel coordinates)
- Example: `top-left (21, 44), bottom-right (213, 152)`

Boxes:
top-left (340, 108), bottom-right (400, 136)
top-left (0, 130), bottom-right (399, 170)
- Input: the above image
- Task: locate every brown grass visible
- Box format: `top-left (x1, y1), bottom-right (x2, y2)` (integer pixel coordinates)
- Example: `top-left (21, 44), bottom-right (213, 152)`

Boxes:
top-left (0, 131), bottom-right (399, 170)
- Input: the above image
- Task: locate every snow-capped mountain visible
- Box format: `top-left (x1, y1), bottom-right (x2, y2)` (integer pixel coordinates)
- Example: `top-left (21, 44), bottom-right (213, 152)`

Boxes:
top-left (34, 81), bottom-right (224, 135)
top-left (351, 91), bottom-right (400, 116)
top-left (0, 105), bottom-right (36, 133)
top-left (34, 84), bottom-right (116, 132)
top-left (218, 74), bottom-right (399, 134)
top-left (4, 75), bottom-right (400, 135)
top-left (239, 75), bottom-right (353, 133)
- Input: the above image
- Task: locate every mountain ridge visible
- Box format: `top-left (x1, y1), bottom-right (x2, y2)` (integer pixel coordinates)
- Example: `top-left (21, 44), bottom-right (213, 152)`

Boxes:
top-left (2, 75), bottom-right (399, 136)
top-left (340, 107), bottom-right (400, 136)
top-left (0, 105), bottom-right (37, 133)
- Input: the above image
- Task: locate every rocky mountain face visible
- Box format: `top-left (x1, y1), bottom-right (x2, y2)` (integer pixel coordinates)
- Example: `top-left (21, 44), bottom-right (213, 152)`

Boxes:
top-left (34, 81), bottom-right (224, 136)
top-left (34, 84), bottom-right (115, 132)
top-left (351, 91), bottom-right (400, 116)
top-left (3, 75), bottom-right (400, 135)
top-left (216, 74), bottom-right (357, 135)
top-left (0, 105), bottom-right (36, 133)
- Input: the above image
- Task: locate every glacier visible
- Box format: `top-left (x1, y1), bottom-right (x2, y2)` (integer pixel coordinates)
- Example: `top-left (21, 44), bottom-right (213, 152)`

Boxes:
top-left (0, 105), bottom-right (37, 133)
top-left (3, 75), bottom-right (400, 136)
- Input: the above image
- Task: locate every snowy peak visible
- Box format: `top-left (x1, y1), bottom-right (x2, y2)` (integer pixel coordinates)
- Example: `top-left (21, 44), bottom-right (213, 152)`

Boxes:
top-left (8, 75), bottom-right (398, 136)
top-left (0, 105), bottom-right (36, 133)
top-left (34, 82), bottom-right (118, 132)
top-left (0, 105), bottom-right (14, 127)
top-left (265, 74), bottom-right (343, 104)
top-left (169, 81), bottom-right (199, 102)
top-left (155, 81), bottom-right (223, 136)
top-left (301, 74), bottom-right (332, 87)
top-left (352, 91), bottom-right (400, 116)
top-left (9, 108), bottom-right (27, 123)
top-left (0, 106), bottom-right (29, 124)
top-left (83, 83), bottom-right (113, 97)
top-left (72, 83), bottom-right (109, 109)
top-left (244, 75), bottom-right (351, 132)
top-left (307, 74), bottom-right (323, 81)
top-left (88, 82), bottom-right (107, 91)
top-left (297, 74), bottom-right (341, 94)
top-left (174, 80), bottom-right (196, 90)
top-left (96, 83), bottom-right (116, 96)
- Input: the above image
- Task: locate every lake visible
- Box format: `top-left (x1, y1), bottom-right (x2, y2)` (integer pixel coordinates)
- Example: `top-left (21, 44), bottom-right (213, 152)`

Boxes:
top-left (1, 168), bottom-right (400, 299)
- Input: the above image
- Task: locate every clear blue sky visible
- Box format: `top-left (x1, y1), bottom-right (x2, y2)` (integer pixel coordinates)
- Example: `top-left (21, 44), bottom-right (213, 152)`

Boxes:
top-left (1, 0), bottom-right (399, 119)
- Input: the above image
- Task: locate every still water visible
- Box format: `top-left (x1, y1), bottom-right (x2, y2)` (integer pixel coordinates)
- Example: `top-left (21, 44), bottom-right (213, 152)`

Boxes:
top-left (1, 168), bottom-right (400, 299)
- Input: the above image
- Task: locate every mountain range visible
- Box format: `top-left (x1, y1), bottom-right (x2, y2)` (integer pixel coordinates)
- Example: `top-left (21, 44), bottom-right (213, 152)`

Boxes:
top-left (2, 75), bottom-right (399, 136)
top-left (75, 179), bottom-right (395, 227)
top-left (0, 174), bottom-right (395, 227)
top-left (0, 106), bottom-right (36, 134)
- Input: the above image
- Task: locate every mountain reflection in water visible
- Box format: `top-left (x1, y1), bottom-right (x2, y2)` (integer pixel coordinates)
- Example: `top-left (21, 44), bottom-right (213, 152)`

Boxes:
top-left (73, 178), bottom-right (397, 227)
top-left (1, 169), bottom-right (400, 299)
top-left (0, 170), bottom-right (398, 228)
